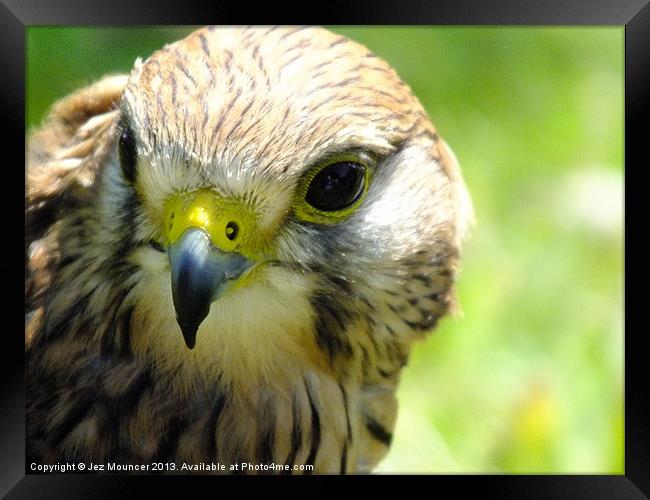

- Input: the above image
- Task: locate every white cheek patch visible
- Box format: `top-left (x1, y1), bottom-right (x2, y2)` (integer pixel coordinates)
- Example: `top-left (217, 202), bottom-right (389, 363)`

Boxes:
top-left (201, 266), bottom-right (315, 383)
top-left (439, 139), bottom-right (474, 245)
top-left (355, 146), bottom-right (454, 255)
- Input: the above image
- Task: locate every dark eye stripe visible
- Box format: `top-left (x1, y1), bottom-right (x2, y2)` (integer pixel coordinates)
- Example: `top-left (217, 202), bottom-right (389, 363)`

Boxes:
top-left (148, 240), bottom-right (165, 253)
top-left (118, 125), bottom-right (138, 183)
top-left (305, 162), bottom-right (365, 212)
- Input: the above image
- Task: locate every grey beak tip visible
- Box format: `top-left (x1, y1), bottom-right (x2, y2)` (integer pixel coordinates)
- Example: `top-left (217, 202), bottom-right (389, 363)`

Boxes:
top-left (180, 323), bottom-right (198, 350)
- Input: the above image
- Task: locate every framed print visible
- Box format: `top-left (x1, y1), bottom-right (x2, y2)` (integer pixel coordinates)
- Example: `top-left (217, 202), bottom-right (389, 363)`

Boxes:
top-left (2, 0), bottom-right (647, 497)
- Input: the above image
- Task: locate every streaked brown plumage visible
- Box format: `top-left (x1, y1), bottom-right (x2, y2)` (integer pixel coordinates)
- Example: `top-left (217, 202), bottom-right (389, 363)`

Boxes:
top-left (26, 26), bottom-right (472, 473)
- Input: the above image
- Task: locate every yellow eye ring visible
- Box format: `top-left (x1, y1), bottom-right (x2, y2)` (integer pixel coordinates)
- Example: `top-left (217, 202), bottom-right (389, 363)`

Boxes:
top-left (293, 155), bottom-right (372, 224)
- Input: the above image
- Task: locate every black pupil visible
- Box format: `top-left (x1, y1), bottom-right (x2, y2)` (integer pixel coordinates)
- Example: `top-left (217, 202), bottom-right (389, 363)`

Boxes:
top-left (305, 162), bottom-right (365, 212)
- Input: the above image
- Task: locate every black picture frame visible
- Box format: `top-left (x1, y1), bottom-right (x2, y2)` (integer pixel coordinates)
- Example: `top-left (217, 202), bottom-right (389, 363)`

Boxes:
top-left (3, 0), bottom-right (647, 497)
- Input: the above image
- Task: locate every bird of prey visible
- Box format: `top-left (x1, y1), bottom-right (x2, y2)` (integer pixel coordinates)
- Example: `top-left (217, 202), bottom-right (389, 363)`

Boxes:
top-left (26, 26), bottom-right (472, 473)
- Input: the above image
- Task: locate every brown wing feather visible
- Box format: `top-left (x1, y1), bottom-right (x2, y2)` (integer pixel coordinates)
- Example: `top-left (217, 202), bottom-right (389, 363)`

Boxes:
top-left (26, 74), bottom-right (127, 345)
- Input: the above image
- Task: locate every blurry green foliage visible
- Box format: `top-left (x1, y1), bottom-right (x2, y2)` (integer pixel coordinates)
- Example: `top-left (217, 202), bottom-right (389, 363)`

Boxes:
top-left (27, 26), bottom-right (623, 473)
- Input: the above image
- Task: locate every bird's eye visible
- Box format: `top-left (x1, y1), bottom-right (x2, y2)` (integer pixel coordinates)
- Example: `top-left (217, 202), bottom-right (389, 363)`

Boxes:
top-left (118, 125), bottom-right (138, 183)
top-left (304, 162), bottom-right (366, 212)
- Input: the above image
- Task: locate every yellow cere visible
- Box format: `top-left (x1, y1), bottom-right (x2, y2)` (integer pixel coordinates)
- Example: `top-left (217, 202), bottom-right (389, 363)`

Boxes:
top-left (188, 205), bottom-right (210, 227)
top-left (163, 189), bottom-right (272, 259)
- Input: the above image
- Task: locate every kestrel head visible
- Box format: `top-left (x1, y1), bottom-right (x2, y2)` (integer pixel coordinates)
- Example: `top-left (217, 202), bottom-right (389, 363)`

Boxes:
top-left (29, 26), bottom-right (472, 391)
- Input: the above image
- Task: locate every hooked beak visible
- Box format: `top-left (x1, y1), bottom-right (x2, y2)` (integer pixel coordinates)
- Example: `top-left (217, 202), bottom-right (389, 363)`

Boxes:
top-left (167, 227), bottom-right (253, 349)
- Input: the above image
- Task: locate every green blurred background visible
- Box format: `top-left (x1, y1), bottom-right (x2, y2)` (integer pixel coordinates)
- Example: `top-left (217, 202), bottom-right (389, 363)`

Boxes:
top-left (26, 27), bottom-right (624, 473)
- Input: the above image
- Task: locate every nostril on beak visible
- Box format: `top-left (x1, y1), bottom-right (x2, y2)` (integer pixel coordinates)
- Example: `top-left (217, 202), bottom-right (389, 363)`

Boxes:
top-left (225, 221), bottom-right (239, 241)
